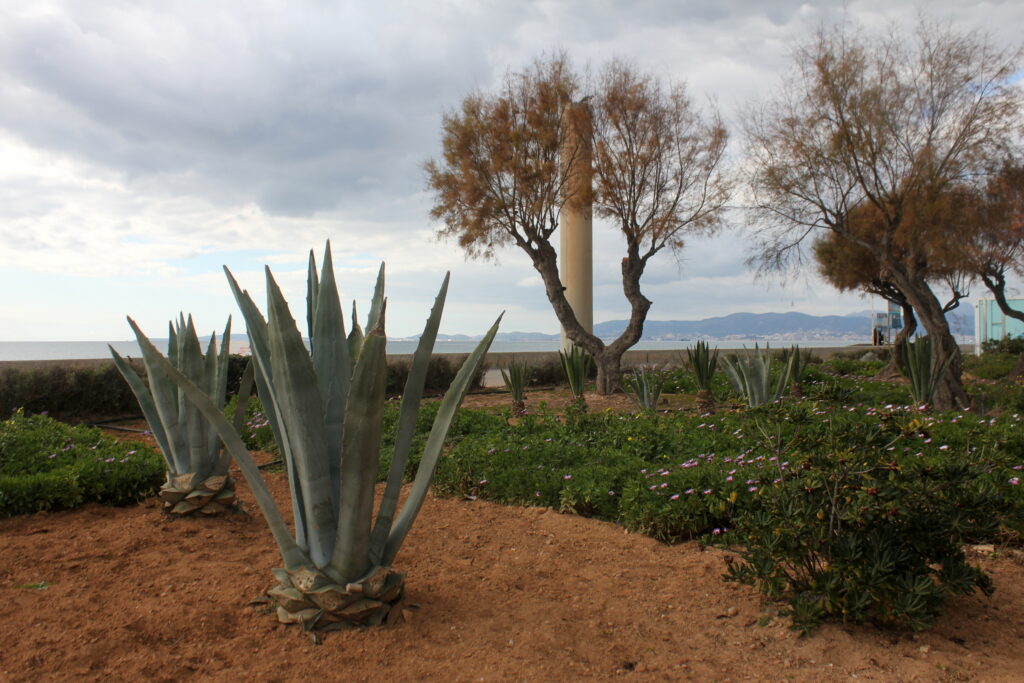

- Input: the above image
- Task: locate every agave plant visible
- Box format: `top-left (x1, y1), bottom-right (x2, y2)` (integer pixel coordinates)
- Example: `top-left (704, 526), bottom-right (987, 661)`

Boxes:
top-left (720, 344), bottom-right (792, 408)
top-left (901, 336), bottom-right (954, 408)
top-left (782, 345), bottom-right (813, 398)
top-left (622, 366), bottom-right (666, 412)
top-left (110, 315), bottom-right (237, 515)
top-left (128, 243), bottom-right (501, 630)
top-left (559, 345), bottom-right (592, 408)
top-left (685, 341), bottom-right (719, 414)
top-left (500, 358), bottom-right (529, 416)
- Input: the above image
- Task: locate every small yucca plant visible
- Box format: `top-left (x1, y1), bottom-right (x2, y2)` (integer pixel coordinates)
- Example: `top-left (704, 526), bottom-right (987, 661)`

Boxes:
top-left (129, 243), bottom-right (501, 630)
top-left (110, 315), bottom-right (236, 515)
top-left (685, 341), bottom-right (719, 414)
top-left (500, 358), bottom-right (529, 416)
top-left (901, 336), bottom-right (955, 409)
top-left (721, 344), bottom-right (792, 408)
top-left (559, 345), bottom-right (592, 410)
top-left (782, 345), bottom-right (812, 398)
top-left (622, 366), bottom-right (666, 412)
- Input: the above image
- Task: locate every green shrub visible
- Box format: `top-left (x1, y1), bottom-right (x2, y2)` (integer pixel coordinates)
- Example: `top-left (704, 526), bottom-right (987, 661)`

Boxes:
top-left (725, 442), bottom-right (999, 633)
top-left (0, 364), bottom-right (142, 421)
top-left (0, 410), bottom-right (164, 516)
top-left (964, 351), bottom-right (1018, 380)
top-left (386, 356), bottom-right (484, 396)
top-left (982, 335), bottom-right (1024, 355)
top-left (224, 395), bottom-right (278, 454)
top-left (822, 357), bottom-right (886, 377)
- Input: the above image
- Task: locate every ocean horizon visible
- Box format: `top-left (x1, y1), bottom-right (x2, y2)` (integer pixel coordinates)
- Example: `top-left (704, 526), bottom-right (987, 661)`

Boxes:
top-left (0, 338), bottom-right (899, 362)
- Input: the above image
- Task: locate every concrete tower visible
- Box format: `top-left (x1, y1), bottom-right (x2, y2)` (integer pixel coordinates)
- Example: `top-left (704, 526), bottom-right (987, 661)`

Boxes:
top-left (559, 100), bottom-right (594, 351)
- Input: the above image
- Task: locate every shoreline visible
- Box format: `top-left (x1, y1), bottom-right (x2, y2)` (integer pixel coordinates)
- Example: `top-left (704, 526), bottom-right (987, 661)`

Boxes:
top-left (0, 343), bottom-right (962, 375)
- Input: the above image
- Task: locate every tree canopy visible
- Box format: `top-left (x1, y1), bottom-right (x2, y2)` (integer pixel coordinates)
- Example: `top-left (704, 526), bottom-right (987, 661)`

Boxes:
top-left (426, 54), bottom-right (730, 393)
top-left (745, 19), bottom-right (1021, 408)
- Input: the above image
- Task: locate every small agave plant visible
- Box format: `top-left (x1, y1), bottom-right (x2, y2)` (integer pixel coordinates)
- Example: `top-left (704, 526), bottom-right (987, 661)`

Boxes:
top-left (129, 243), bottom-right (501, 630)
top-left (685, 340), bottom-right (719, 414)
top-left (721, 344), bottom-right (792, 408)
top-left (110, 315), bottom-right (237, 515)
top-left (500, 358), bottom-right (529, 416)
top-left (782, 345), bottom-right (813, 398)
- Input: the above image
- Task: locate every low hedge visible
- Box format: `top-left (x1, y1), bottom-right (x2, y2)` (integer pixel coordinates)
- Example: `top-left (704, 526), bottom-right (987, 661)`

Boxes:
top-left (0, 410), bottom-right (165, 516)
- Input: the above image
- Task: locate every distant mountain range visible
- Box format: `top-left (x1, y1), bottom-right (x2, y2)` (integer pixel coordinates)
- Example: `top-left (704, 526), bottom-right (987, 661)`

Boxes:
top-left (417, 308), bottom-right (975, 343)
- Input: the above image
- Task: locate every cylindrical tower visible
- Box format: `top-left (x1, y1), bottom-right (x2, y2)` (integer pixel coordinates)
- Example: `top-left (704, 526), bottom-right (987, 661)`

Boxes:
top-left (559, 100), bottom-right (594, 351)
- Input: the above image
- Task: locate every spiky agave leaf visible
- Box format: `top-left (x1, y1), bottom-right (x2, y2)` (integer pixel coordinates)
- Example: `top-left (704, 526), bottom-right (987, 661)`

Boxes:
top-left (224, 266), bottom-right (309, 552)
top-left (331, 303), bottom-right (388, 583)
top-left (265, 268), bottom-right (336, 569)
top-left (380, 312), bottom-right (503, 567)
top-left (368, 273), bottom-right (449, 566)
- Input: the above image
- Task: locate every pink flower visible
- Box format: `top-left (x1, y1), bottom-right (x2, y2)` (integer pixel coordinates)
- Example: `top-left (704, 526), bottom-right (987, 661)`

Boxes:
top-left (1010, 477), bottom-right (1020, 486)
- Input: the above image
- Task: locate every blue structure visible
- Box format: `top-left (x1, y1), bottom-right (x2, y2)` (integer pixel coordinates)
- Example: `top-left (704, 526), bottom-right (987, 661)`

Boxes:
top-left (871, 302), bottom-right (903, 345)
top-left (974, 298), bottom-right (1024, 353)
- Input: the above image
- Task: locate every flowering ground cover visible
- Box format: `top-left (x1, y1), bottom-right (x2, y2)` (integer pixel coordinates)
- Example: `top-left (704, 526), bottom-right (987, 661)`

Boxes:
top-left (0, 410), bottom-right (164, 516)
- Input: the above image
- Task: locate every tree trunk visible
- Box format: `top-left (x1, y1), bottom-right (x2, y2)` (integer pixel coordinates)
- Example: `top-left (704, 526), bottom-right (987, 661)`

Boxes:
top-left (527, 238), bottom-right (654, 397)
top-left (890, 272), bottom-right (969, 410)
top-left (594, 353), bottom-right (622, 395)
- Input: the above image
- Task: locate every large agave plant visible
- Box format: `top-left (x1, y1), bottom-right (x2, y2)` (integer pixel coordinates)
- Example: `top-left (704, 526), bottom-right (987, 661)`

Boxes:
top-left (110, 315), bottom-right (236, 515)
top-left (128, 244), bottom-right (501, 630)
top-left (721, 344), bottom-right (792, 408)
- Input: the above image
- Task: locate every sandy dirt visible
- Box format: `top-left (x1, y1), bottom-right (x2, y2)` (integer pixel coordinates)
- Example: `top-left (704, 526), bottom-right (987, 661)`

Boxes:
top-left (1, 391), bottom-right (1023, 681)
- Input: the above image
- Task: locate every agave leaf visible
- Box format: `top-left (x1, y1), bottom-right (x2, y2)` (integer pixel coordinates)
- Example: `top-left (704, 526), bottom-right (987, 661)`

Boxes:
top-left (125, 325), bottom-right (189, 474)
top-left (181, 317), bottom-right (209, 476)
top-left (109, 348), bottom-right (176, 473)
top-left (231, 359), bottom-right (255, 439)
top-left (369, 274), bottom-right (449, 566)
top-left (365, 263), bottom-right (385, 334)
top-left (307, 250), bottom-right (320, 346)
top-left (311, 243), bottom-right (351, 504)
top-left (265, 268), bottom-right (336, 569)
top-left (348, 301), bottom-right (364, 363)
top-left (211, 317), bottom-right (233, 475)
top-left (127, 317), bottom-right (310, 570)
top-left (331, 307), bottom-right (388, 583)
top-left (225, 266), bottom-right (308, 550)
top-left (381, 312), bottom-right (503, 568)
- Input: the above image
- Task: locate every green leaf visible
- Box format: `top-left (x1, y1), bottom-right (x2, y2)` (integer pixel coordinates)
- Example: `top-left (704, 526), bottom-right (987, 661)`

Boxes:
top-left (265, 268), bottom-right (335, 569)
top-left (331, 306), bottom-right (388, 583)
top-left (382, 312), bottom-right (503, 567)
top-left (369, 273), bottom-right (449, 566)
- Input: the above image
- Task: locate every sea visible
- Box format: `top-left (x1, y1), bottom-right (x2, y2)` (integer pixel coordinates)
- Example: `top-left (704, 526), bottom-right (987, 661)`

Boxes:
top-left (0, 338), bottom-right (867, 362)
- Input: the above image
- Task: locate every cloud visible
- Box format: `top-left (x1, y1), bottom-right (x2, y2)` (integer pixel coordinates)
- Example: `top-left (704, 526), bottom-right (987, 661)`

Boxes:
top-left (1, 1), bottom-right (1022, 340)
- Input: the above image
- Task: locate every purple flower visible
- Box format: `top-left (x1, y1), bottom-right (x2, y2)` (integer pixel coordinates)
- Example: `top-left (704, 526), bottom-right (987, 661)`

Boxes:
top-left (712, 528), bottom-right (722, 535)
top-left (104, 457), bottom-right (115, 463)
top-left (1011, 477), bottom-right (1020, 486)
top-left (669, 494), bottom-right (680, 501)
top-left (48, 454), bottom-right (57, 459)
top-left (563, 474), bottom-right (572, 480)
top-left (608, 490), bottom-right (616, 496)
top-left (748, 486), bottom-right (758, 492)
top-left (703, 488), bottom-right (713, 495)
top-left (684, 488), bottom-right (695, 495)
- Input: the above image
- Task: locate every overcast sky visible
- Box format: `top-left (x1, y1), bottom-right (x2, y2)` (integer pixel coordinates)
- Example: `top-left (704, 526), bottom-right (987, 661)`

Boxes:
top-left (1, 0), bottom-right (1021, 341)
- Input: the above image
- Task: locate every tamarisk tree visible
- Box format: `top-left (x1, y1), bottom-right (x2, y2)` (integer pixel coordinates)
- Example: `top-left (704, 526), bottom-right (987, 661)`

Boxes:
top-left (425, 55), bottom-right (729, 393)
top-left (744, 19), bottom-right (1021, 409)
